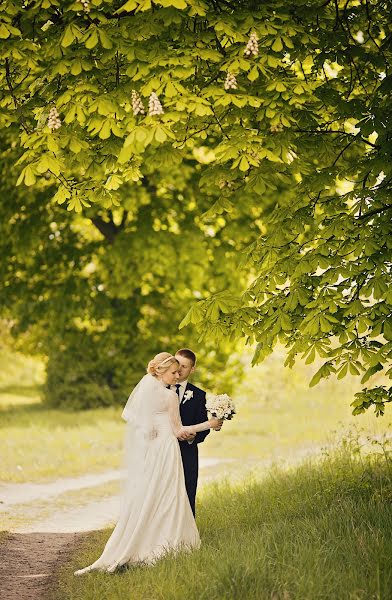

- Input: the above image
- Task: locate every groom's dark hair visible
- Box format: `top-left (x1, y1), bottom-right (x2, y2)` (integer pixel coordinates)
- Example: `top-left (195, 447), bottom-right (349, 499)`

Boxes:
top-left (176, 348), bottom-right (196, 366)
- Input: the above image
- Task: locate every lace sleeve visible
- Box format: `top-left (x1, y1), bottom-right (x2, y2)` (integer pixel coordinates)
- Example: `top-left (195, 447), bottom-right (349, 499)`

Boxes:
top-left (167, 391), bottom-right (186, 438)
top-left (167, 391), bottom-right (213, 438)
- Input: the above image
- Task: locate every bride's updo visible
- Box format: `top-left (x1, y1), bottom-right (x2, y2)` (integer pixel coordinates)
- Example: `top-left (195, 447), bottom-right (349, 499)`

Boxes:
top-left (147, 352), bottom-right (179, 377)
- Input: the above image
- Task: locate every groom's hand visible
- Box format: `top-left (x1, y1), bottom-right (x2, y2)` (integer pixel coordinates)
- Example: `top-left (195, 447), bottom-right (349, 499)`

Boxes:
top-left (178, 432), bottom-right (196, 442)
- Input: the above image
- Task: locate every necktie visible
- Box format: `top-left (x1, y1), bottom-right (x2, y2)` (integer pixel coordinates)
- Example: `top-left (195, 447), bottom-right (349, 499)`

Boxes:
top-left (166, 384), bottom-right (181, 399)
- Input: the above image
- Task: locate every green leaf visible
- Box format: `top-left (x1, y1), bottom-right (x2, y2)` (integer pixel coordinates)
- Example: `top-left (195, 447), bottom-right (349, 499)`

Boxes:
top-left (67, 196), bottom-right (84, 213)
top-left (383, 319), bottom-right (392, 341)
top-left (99, 120), bottom-right (112, 139)
top-left (53, 186), bottom-right (72, 205)
top-left (267, 55), bottom-right (279, 68)
top-left (305, 346), bottom-right (316, 364)
top-left (272, 37), bottom-right (283, 52)
top-left (60, 24), bottom-right (76, 48)
top-left (319, 315), bottom-right (332, 333)
top-left (248, 173), bottom-right (266, 194)
top-left (282, 35), bottom-right (294, 49)
top-left (206, 301), bottom-right (220, 322)
top-left (99, 29), bottom-right (113, 49)
top-left (297, 289), bottom-right (309, 306)
top-left (97, 97), bottom-right (118, 116)
top-left (85, 29), bottom-right (99, 49)
top-left (16, 165), bottom-right (36, 186)
top-left (280, 313), bottom-right (292, 331)
top-left (0, 23), bottom-right (10, 39)
top-left (179, 302), bottom-right (204, 329)
top-left (137, 0), bottom-right (152, 10)
top-left (36, 154), bottom-right (61, 176)
top-left (118, 144), bottom-right (134, 164)
top-left (361, 363), bottom-right (383, 384)
top-left (154, 125), bottom-right (167, 143)
top-left (47, 136), bottom-right (59, 153)
top-left (69, 136), bottom-right (84, 153)
top-left (239, 156), bottom-right (250, 172)
top-left (275, 81), bottom-right (286, 92)
top-left (337, 364), bottom-right (348, 380)
top-left (105, 174), bottom-right (123, 190)
top-left (309, 366), bottom-right (323, 387)
top-left (348, 362), bottom-right (360, 376)
top-left (165, 81), bottom-right (177, 98)
top-left (303, 315), bottom-right (320, 336)
top-left (159, 0), bottom-right (187, 7)
top-left (247, 66), bottom-right (259, 82)
top-left (116, 0), bottom-right (137, 11)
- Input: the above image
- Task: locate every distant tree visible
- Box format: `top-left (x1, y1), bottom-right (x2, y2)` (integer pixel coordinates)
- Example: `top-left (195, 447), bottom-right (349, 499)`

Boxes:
top-left (0, 130), bottom-right (252, 407)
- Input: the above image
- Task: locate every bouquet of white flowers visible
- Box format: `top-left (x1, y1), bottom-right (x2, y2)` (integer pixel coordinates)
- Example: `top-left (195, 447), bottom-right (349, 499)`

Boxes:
top-left (205, 393), bottom-right (236, 421)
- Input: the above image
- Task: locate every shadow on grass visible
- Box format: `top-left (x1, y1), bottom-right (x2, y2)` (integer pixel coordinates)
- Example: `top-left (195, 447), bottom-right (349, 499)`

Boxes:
top-left (0, 383), bottom-right (43, 398)
top-left (0, 400), bottom-right (48, 419)
top-left (0, 396), bottom-right (121, 430)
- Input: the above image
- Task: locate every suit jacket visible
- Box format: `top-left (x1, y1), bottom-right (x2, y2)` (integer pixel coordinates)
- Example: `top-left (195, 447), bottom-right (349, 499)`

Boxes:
top-left (178, 381), bottom-right (209, 450)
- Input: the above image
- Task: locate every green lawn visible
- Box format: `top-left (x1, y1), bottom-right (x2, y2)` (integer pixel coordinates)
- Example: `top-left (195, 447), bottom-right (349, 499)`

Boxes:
top-left (1, 402), bottom-right (124, 482)
top-left (1, 348), bottom-right (390, 483)
top-left (53, 439), bottom-right (392, 600)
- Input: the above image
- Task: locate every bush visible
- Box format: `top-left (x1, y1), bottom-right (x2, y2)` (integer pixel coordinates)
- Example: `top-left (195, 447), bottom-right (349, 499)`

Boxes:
top-left (44, 328), bottom-right (145, 410)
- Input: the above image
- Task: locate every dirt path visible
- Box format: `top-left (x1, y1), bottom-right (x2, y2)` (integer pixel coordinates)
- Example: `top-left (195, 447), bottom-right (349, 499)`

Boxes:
top-left (0, 458), bottom-right (228, 508)
top-left (0, 532), bottom-right (87, 600)
top-left (0, 457), bottom-right (234, 534)
top-left (17, 496), bottom-right (120, 533)
top-left (0, 470), bottom-right (121, 507)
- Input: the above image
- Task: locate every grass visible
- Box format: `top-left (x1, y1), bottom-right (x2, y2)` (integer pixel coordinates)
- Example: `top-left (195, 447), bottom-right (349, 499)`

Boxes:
top-left (0, 531), bottom-right (8, 543)
top-left (1, 347), bottom-right (391, 483)
top-left (53, 438), bottom-right (392, 600)
top-left (0, 348), bottom-right (45, 403)
top-left (0, 402), bottom-right (124, 482)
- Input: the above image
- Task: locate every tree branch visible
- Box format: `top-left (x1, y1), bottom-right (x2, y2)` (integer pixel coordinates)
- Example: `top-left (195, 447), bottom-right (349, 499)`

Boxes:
top-left (358, 204), bottom-right (392, 221)
top-left (90, 215), bottom-right (124, 243)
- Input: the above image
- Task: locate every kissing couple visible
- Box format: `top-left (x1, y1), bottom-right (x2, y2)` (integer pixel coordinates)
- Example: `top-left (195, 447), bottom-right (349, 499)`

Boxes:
top-left (75, 348), bottom-right (223, 574)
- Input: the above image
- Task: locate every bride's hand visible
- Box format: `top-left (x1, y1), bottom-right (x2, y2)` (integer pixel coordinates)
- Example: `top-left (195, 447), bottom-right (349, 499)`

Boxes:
top-left (209, 417), bottom-right (223, 429)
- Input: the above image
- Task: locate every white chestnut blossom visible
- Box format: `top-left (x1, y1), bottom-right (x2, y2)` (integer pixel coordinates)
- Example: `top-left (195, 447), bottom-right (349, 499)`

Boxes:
top-left (81, 0), bottom-right (90, 12)
top-left (224, 72), bottom-right (237, 90)
top-left (131, 90), bottom-right (145, 116)
top-left (244, 32), bottom-right (259, 56)
top-left (47, 106), bottom-right (61, 131)
top-left (148, 92), bottom-right (164, 116)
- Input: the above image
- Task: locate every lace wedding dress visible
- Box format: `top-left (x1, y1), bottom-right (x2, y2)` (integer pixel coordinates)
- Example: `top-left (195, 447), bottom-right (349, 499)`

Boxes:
top-left (75, 374), bottom-right (211, 573)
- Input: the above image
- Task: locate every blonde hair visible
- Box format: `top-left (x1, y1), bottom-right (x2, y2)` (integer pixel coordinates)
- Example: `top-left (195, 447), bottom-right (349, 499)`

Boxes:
top-left (147, 352), bottom-right (179, 377)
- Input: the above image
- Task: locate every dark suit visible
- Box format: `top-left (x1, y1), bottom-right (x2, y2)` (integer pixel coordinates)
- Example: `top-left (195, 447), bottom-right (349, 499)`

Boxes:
top-left (178, 382), bottom-right (209, 516)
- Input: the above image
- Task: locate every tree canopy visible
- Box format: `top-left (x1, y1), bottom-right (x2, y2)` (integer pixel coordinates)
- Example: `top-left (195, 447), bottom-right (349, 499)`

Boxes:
top-left (0, 128), bottom-right (250, 406)
top-left (1, 0), bottom-right (391, 413)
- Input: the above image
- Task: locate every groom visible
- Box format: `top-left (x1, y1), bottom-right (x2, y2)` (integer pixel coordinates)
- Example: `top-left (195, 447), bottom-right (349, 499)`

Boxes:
top-left (171, 348), bottom-right (220, 516)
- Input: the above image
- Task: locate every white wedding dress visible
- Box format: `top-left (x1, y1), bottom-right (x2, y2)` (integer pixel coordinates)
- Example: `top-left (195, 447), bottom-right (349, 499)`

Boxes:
top-left (75, 374), bottom-right (210, 573)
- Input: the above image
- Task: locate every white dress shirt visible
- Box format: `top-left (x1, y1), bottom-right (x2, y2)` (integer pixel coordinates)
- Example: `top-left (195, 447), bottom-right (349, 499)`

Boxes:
top-left (170, 380), bottom-right (188, 402)
top-left (170, 380), bottom-right (194, 444)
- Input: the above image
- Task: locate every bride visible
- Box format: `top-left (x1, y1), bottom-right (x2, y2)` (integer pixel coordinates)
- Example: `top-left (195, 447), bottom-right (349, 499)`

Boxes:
top-left (74, 352), bottom-right (221, 574)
